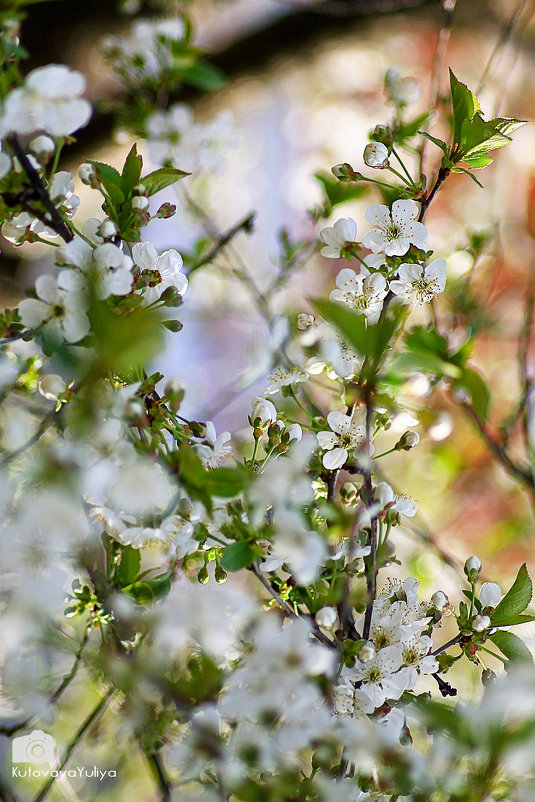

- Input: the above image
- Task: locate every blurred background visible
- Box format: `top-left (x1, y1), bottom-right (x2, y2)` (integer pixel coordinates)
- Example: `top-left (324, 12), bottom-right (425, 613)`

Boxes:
top-left (3, 0), bottom-right (535, 703)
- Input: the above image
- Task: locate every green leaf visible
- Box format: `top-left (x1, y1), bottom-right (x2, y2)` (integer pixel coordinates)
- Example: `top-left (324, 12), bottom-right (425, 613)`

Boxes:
top-left (117, 546), bottom-right (141, 586)
top-left (124, 573), bottom-right (172, 605)
top-left (489, 630), bottom-right (533, 664)
top-left (489, 117), bottom-right (527, 137)
top-left (121, 143), bottom-right (143, 197)
top-left (203, 466), bottom-right (248, 498)
top-left (451, 166), bottom-right (485, 188)
top-left (491, 564), bottom-right (533, 626)
top-left (456, 367), bottom-right (491, 422)
top-left (460, 113), bottom-right (510, 158)
top-left (142, 166), bottom-right (191, 197)
top-left (87, 160), bottom-right (125, 205)
top-left (181, 61), bottom-right (227, 91)
top-left (450, 69), bottom-right (480, 146)
top-left (405, 326), bottom-right (449, 358)
top-left (396, 110), bottom-right (434, 141)
top-left (391, 351), bottom-right (461, 379)
top-left (463, 153), bottom-right (493, 169)
top-left (492, 614), bottom-right (535, 626)
top-left (418, 130), bottom-right (450, 155)
top-left (220, 541), bottom-right (260, 572)
top-left (178, 445), bottom-right (248, 511)
top-left (314, 171), bottom-right (368, 211)
top-left (312, 298), bottom-right (369, 354)
top-left (89, 298), bottom-right (164, 375)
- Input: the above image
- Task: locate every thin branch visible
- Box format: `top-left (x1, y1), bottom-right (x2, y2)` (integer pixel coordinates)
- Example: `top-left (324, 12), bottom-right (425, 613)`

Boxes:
top-left (0, 411), bottom-right (56, 466)
top-left (32, 689), bottom-right (113, 802)
top-left (419, 166), bottom-right (450, 221)
top-left (476, 0), bottom-right (528, 95)
top-left (432, 633), bottom-right (462, 656)
top-left (7, 135), bottom-right (73, 243)
top-left (362, 394), bottom-right (379, 642)
top-left (144, 750), bottom-right (172, 802)
top-left (186, 213), bottom-right (256, 276)
top-left (250, 564), bottom-right (335, 648)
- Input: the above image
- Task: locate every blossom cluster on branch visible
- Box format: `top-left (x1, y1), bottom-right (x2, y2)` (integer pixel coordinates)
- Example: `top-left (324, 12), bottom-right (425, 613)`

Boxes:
top-left (0, 3), bottom-right (534, 802)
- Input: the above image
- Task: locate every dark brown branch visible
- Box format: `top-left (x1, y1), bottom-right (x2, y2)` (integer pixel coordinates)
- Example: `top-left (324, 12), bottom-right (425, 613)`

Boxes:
top-left (7, 136), bottom-right (73, 243)
top-left (187, 213), bottom-right (255, 276)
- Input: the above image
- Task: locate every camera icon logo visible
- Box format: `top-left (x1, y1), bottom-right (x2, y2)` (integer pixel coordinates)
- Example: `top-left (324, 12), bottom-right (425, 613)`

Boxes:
top-left (12, 730), bottom-right (56, 764)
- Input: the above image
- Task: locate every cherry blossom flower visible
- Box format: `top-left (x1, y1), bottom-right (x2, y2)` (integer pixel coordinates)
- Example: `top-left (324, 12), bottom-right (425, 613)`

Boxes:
top-left (317, 410), bottom-right (368, 470)
top-left (385, 67), bottom-right (421, 106)
top-left (57, 239), bottom-right (133, 299)
top-left (320, 218), bottom-right (358, 259)
top-left (350, 645), bottom-right (413, 708)
top-left (479, 582), bottom-right (503, 609)
top-left (132, 240), bottom-right (188, 305)
top-left (0, 65), bottom-right (91, 137)
top-left (329, 263), bottom-right (387, 325)
top-left (362, 200), bottom-right (427, 257)
top-left (194, 421), bottom-right (232, 469)
top-left (390, 258), bottom-right (447, 307)
top-left (266, 365), bottom-right (309, 394)
top-left (18, 272), bottom-right (89, 343)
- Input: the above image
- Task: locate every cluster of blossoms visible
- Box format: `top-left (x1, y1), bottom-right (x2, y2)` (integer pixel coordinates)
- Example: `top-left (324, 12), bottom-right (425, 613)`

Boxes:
top-left (0, 10), bottom-right (533, 802)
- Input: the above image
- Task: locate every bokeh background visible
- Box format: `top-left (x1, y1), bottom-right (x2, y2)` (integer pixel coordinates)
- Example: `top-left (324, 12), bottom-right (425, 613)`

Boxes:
top-left (2, 3), bottom-right (535, 793)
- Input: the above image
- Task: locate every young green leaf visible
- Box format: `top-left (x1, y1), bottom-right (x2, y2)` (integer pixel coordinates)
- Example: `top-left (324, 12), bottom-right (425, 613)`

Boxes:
top-left (491, 564), bottom-right (533, 626)
top-left (121, 143), bottom-right (143, 197)
top-left (87, 159), bottom-right (125, 205)
top-left (489, 630), bottom-right (533, 664)
top-left (124, 573), bottom-right (172, 604)
top-left (220, 541), bottom-right (260, 572)
top-left (456, 366), bottom-right (491, 422)
top-left (450, 69), bottom-right (480, 147)
top-left (142, 166), bottom-right (191, 197)
top-left (117, 545), bottom-right (141, 586)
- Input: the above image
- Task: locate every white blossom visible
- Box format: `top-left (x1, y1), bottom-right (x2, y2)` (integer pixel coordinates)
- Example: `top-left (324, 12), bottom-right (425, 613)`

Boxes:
top-left (320, 218), bottom-right (358, 259)
top-left (385, 66), bottom-right (421, 106)
top-left (0, 65), bottom-right (91, 137)
top-left (194, 421), bottom-right (232, 469)
top-left (266, 365), bottom-right (308, 394)
top-left (132, 240), bottom-right (188, 305)
top-left (390, 258), bottom-right (447, 307)
top-left (363, 141), bottom-right (389, 168)
top-left (317, 410), bottom-right (368, 470)
top-left (18, 272), bottom-right (89, 343)
top-left (329, 263), bottom-right (387, 325)
top-left (362, 200), bottom-right (427, 257)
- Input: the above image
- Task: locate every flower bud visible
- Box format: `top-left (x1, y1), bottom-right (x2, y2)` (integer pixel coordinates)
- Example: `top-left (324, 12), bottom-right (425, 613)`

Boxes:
top-left (38, 374), bottom-right (66, 401)
top-left (156, 202), bottom-right (176, 219)
top-left (331, 163), bottom-right (362, 182)
top-left (286, 423), bottom-right (302, 442)
top-left (98, 220), bottom-right (118, 240)
top-left (358, 642), bottom-right (376, 663)
top-left (78, 162), bottom-right (97, 186)
top-left (316, 606), bottom-right (339, 630)
top-left (132, 195), bottom-right (149, 211)
top-left (132, 183), bottom-right (147, 196)
top-left (340, 482), bottom-right (358, 505)
top-left (29, 135), bottom-right (55, 162)
top-left (431, 590), bottom-right (449, 611)
top-left (472, 614), bottom-right (491, 633)
top-left (165, 377), bottom-right (185, 411)
top-left (297, 313), bottom-right (315, 331)
top-left (464, 555), bottom-right (482, 580)
top-left (124, 397), bottom-right (145, 424)
top-left (373, 124), bottom-right (393, 147)
top-left (395, 430), bottom-right (420, 451)
top-left (479, 582), bottom-right (502, 610)
top-left (251, 396), bottom-right (277, 429)
top-left (363, 142), bottom-right (389, 169)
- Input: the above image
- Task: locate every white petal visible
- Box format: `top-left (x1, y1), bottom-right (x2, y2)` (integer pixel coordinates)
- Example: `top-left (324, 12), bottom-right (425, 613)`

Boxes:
top-left (335, 267), bottom-right (358, 289)
top-left (391, 199), bottom-right (419, 225)
top-left (384, 237), bottom-right (410, 257)
top-left (362, 229), bottom-right (387, 253)
top-left (317, 431), bottom-right (338, 450)
top-left (323, 447), bottom-right (348, 470)
top-left (333, 217), bottom-right (357, 242)
top-left (397, 263), bottom-right (422, 284)
top-left (35, 274), bottom-right (58, 304)
top-left (479, 582), bottom-right (503, 609)
top-left (365, 203), bottom-right (390, 229)
top-left (327, 410), bottom-right (352, 434)
top-left (425, 258), bottom-right (447, 291)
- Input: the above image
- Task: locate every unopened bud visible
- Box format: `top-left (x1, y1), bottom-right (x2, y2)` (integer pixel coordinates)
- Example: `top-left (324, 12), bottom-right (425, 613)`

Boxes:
top-left (124, 397), bottom-right (145, 423)
top-left (340, 482), bottom-right (358, 505)
top-left (316, 606), bottom-right (338, 630)
top-left (99, 220), bottom-right (118, 240)
top-left (373, 124), bottom-right (393, 147)
top-left (165, 377), bottom-right (185, 411)
top-left (472, 614), bottom-right (491, 633)
top-left (38, 374), bottom-right (66, 402)
top-left (331, 162), bottom-right (362, 183)
top-left (431, 590), bottom-right (449, 611)
top-left (363, 142), bottom-right (390, 169)
top-left (481, 668), bottom-right (496, 687)
top-left (78, 162), bottom-right (97, 186)
top-left (358, 642), bottom-right (375, 663)
top-left (132, 183), bottom-right (147, 196)
top-left (464, 555), bottom-right (482, 580)
top-left (156, 202), bottom-right (176, 219)
top-left (214, 564), bottom-right (227, 584)
top-left (132, 195), bottom-right (149, 211)
top-left (286, 423), bottom-right (302, 442)
top-left (395, 430), bottom-right (420, 451)
top-left (29, 135), bottom-right (55, 162)
top-left (251, 396), bottom-right (277, 430)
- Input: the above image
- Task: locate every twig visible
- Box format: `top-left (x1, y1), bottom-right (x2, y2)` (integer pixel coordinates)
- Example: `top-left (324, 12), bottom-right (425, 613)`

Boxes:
top-left (362, 394), bottom-right (379, 642)
top-left (432, 633), bottom-right (462, 656)
top-left (32, 689), bottom-right (113, 802)
top-left (250, 564), bottom-right (335, 648)
top-left (7, 135), bottom-right (73, 243)
top-left (476, 0), bottom-right (528, 95)
top-left (145, 751), bottom-right (172, 802)
top-left (419, 166), bottom-right (450, 221)
top-left (0, 411), bottom-right (56, 466)
top-left (186, 213), bottom-right (255, 276)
